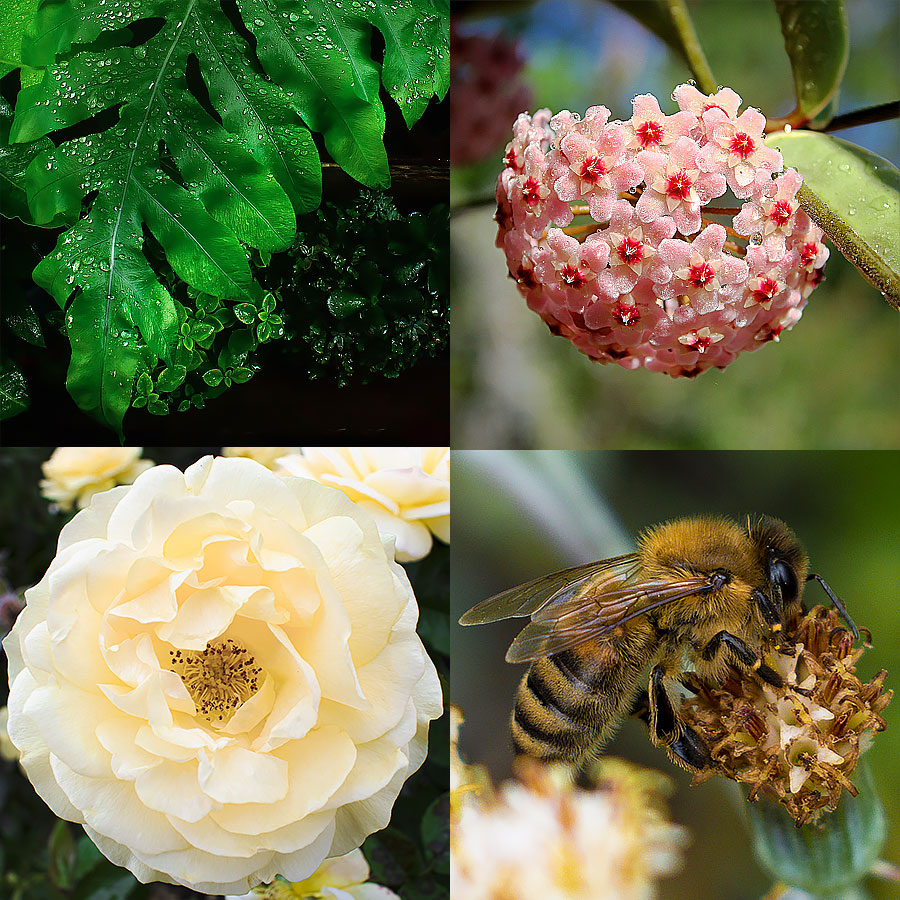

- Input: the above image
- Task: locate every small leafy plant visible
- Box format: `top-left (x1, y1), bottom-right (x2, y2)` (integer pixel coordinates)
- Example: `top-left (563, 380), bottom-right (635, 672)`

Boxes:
top-left (0, 0), bottom-right (449, 434)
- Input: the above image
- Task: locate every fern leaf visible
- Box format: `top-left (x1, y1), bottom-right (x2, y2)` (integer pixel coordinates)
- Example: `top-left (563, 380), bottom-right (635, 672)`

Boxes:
top-left (10, 0), bottom-right (447, 434)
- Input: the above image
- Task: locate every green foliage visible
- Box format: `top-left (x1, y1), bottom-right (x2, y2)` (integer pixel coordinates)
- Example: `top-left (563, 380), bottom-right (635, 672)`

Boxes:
top-left (1, 0), bottom-right (448, 434)
top-left (0, 0), bottom-right (40, 81)
top-left (0, 358), bottom-right (30, 420)
top-left (775, 0), bottom-right (848, 123)
top-left (264, 190), bottom-right (449, 385)
top-left (766, 131), bottom-right (900, 309)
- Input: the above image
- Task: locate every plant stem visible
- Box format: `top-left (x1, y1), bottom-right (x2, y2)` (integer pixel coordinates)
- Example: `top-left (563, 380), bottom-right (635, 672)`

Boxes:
top-left (562, 223), bottom-right (602, 237)
top-left (665, 0), bottom-right (717, 95)
top-left (821, 100), bottom-right (900, 133)
top-left (765, 100), bottom-right (900, 134)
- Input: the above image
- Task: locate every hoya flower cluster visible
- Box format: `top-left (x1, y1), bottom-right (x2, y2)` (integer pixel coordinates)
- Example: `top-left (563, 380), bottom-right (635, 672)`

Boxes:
top-left (495, 85), bottom-right (829, 376)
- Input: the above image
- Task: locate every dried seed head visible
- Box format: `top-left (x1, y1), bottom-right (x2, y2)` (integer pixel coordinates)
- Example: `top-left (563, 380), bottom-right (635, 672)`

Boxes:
top-left (681, 605), bottom-right (892, 826)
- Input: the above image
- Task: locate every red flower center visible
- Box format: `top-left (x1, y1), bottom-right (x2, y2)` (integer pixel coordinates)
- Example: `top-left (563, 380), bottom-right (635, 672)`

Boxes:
top-left (702, 102), bottom-right (727, 115)
top-left (636, 120), bottom-right (664, 148)
top-left (687, 334), bottom-right (713, 352)
top-left (521, 177), bottom-right (543, 206)
top-left (580, 155), bottom-right (607, 184)
top-left (753, 276), bottom-right (780, 303)
top-left (617, 236), bottom-right (645, 264)
top-left (769, 200), bottom-right (794, 226)
top-left (730, 131), bottom-right (756, 159)
top-left (665, 170), bottom-right (693, 201)
top-left (612, 302), bottom-right (640, 325)
top-left (800, 241), bottom-right (819, 266)
top-left (504, 147), bottom-right (520, 171)
top-left (687, 261), bottom-right (715, 288)
top-left (516, 266), bottom-right (537, 288)
top-left (560, 264), bottom-right (586, 288)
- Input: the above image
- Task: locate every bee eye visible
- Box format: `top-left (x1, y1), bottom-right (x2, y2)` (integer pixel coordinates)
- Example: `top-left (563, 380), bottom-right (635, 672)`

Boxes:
top-left (770, 558), bottom-right (798, 603)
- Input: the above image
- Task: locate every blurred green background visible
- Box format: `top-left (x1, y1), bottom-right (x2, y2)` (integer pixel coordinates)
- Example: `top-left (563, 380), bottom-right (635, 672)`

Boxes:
top-left (450, 0), bottom-right (900, 448)
top-left (450, 450), bottom-right (900, 899)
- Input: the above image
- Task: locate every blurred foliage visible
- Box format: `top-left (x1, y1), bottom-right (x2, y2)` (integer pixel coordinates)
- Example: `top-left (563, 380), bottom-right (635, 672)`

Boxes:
top-left (0, 448), bottom-right (448, 900)
top-left (450, 449), bottom-right (900, 900)
top-left (450, 0), bottom-right (900, 449)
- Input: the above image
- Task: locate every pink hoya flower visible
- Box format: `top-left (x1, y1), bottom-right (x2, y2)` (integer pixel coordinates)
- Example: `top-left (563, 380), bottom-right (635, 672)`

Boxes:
top-left (554, 118), bottom-right (643, 223)
top-left (597, 199), bottom-right (676, 296)
top-left (657, 224), bottom-right (749, 315)
top-left (625, 93), bottom-right (696, 152)
top-left (733, 169), bottom-right (803, 261)
top-left (495, 82), bottom-right (829, 378)
top-left (672, 84), bottom-right (742, 125)
top-left (636, 137), bottom-right (726, 234)
top-left (697, 107), bottom-right (783, 198)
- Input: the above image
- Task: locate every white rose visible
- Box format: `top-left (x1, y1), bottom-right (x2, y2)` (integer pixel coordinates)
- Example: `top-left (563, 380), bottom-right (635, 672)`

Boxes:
top-left (222, 448), bottom-right (301, 470)
top-left (40, 447), bottom-right (154, 510)
top-left (276, 449), bottom-right (450, 563)
top-left (227, 849), bottom-right (400, 899)
top-left (4, 456), bottom-right (442, 894)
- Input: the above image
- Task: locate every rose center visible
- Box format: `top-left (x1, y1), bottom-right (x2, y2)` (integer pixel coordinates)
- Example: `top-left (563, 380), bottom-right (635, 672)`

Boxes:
top-left (169, 638), bottom-right (263, 725)
top-left (665, 170), bottom-right (693, 200)
top-left (730, 131), bottom-right (756, 159)
top-left (636, 120), bottom-right (664, 148)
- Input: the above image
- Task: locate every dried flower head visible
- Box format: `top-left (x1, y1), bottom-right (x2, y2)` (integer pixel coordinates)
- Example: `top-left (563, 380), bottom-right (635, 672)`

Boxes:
top-left (451, 711), bottom-right (687, 900)
top-left (680, 605), bottom-right (892, 826)
top-left (496, 84), bottom-right (829, 377)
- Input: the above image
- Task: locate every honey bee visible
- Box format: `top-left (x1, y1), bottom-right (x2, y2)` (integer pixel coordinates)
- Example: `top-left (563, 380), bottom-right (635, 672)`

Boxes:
top-left (459, 515), bottom-right (857, 771)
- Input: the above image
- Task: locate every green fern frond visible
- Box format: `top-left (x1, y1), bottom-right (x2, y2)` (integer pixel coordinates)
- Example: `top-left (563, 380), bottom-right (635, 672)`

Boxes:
top-left (8, 0), bottom-right (448, 434)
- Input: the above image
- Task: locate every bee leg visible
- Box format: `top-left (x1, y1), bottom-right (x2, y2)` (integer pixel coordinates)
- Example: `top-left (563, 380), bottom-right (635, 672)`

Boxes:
top-left (752, 589), bottom-right (791, 651)
top-left (648, 665), bottom-right (710, 771)
top-left (703, 630), bottom-right (783, 688)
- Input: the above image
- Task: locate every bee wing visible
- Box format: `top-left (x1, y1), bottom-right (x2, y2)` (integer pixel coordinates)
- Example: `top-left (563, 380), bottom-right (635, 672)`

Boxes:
top-left (458, 554), bottom-right (640, 625)
top-left (505, 575), bottom-right (716, 663)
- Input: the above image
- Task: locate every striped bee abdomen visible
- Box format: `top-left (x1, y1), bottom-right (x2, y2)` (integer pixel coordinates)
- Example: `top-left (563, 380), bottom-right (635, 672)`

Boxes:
top-left (511, 633), bottom-right (655, 764)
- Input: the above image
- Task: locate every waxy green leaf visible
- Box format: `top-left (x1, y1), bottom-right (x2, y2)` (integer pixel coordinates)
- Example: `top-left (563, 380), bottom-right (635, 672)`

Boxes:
top-left (765, 130), bottom-right (900, 308)
top-left (775, 0), bottom-right (848, 122)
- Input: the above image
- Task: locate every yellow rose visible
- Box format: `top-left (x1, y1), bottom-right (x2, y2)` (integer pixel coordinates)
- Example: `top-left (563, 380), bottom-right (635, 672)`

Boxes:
top-left (40, 447), bottom-right (154, 510)
top-left (227, 849), bottom-right (400, 899)
top-left (276, 449), bottom-right (450, 563)
top-left (4, 456), bottom-right (442, 894)
top-left (222, 448), bottom-right (301, 470)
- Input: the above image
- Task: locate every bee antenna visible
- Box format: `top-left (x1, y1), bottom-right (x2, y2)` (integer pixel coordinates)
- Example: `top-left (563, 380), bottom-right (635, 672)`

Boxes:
top-left (806, 573), bottom-right (859, 640)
